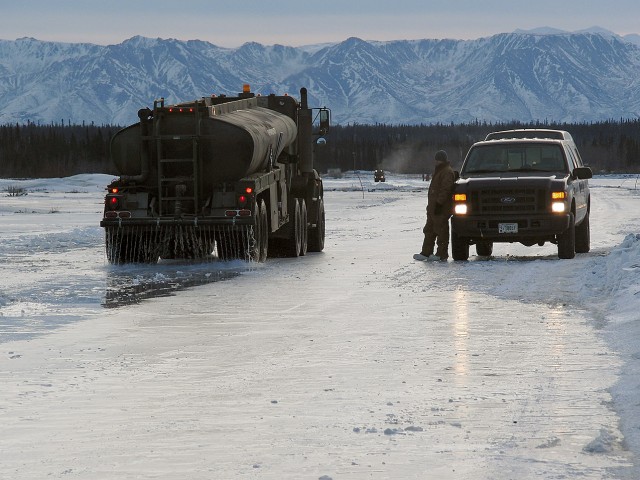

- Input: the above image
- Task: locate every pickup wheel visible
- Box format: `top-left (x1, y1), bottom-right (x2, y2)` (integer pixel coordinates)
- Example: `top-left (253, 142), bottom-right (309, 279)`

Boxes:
top-left (451, 230), bottom-right (470, 261)
top-left (557, 212), bottom-right (576, 259)
top-left (476, 240), bottom-right (493, 257)
top-left (308, 198), bottom-right (325, 252)
top-left (575, 210), bottom-right (590, 254)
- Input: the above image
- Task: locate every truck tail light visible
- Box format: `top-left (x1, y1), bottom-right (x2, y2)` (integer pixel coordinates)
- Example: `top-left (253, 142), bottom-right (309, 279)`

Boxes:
top-left (238, 187), bottom-right (254, 207)
top-left (106, 195), bottom-right (121, 211)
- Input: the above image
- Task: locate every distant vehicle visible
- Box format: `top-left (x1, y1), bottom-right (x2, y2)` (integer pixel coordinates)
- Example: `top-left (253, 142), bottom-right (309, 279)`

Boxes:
top-left (374, 169), bottom-right (386, 182)
top-left (326, 168), bottom-right (343, 178)
top-left (451, 129), bottom-right (592, 260)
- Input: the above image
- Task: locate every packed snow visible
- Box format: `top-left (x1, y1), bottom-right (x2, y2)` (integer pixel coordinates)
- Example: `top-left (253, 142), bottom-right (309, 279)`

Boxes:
top-left (1, 172), bottom-right (640, 479)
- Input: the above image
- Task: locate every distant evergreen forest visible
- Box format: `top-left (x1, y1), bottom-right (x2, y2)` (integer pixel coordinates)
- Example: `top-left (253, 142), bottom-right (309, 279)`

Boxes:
top-left (0, 122), bottom-right (119, 178)
top-left (318, 119), bottom-right (640, 175)
top-left (1, 119), bottom-right (640, 178)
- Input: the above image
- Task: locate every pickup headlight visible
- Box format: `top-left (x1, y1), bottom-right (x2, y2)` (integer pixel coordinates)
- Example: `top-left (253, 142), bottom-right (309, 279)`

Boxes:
top-left (453, 194), bottom-right (468, 215)
top-left (454, 203), bottom-right (468, 215)
top-left (551, 191), bottom-right (566, 213)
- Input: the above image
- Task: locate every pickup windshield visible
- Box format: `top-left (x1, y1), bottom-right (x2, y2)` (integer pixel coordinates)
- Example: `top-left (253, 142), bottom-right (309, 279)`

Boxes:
top-left (462, 143), bottom-right (568, 175)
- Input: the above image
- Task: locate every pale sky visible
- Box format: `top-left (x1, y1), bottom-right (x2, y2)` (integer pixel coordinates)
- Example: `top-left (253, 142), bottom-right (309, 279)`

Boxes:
top-left (2, 0), bottom-right (639, 47)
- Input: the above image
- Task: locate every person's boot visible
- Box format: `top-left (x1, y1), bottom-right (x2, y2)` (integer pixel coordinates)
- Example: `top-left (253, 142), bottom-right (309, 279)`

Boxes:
top-left (435, 246), bottom-right (449, 261)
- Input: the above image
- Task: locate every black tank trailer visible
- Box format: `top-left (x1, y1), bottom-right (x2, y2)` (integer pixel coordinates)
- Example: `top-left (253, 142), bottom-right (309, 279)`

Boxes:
top-left (100, 85), bottom-right (330, 263)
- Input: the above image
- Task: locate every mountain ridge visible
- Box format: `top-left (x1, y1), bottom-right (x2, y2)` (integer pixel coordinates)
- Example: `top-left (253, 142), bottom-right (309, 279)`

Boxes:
top-left (1, 31), bottom-right (639, 126)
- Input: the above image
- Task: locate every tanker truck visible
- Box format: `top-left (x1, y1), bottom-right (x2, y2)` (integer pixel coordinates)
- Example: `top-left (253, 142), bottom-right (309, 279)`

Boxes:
top-left (100, 85), bottom-right (330, 264)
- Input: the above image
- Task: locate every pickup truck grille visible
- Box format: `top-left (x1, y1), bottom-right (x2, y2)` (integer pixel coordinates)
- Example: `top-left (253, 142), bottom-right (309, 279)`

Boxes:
top-left (470, 188), bottom-right (547, 215)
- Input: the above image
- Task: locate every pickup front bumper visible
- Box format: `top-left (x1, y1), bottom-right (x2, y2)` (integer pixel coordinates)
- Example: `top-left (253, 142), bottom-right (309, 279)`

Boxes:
top-left (452, 213), bottom-right (571, 242)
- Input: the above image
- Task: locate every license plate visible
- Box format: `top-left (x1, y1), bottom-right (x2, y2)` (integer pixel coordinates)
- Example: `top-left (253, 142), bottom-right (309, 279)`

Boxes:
top-left (498, 223), bottom-right (518, 234)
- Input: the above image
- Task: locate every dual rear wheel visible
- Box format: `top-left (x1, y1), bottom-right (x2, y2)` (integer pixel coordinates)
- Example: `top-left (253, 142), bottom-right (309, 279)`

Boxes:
top-left (247, 196), bottom-right (314, 261)
top-left (286, 198), bottom-right (308, 257)
top-left (270, 196), bottom-right (326, 258)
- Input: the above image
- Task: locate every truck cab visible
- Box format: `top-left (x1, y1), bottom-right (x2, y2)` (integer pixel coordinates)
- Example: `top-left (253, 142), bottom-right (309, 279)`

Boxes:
top-left (451, 129), bottom-right (592, 260)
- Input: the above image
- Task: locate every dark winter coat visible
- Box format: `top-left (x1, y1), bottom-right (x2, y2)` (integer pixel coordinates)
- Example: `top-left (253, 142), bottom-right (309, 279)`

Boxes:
top-left (427, 161), bottom-right (456, 216)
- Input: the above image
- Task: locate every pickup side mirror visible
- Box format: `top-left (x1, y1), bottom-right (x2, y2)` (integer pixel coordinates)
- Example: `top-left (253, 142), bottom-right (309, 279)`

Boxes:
top-left (573, 166), bottom-right (592, 179)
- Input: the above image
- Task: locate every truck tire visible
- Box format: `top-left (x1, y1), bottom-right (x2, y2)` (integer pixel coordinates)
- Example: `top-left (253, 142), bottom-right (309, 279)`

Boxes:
top-left (451, 230), bottom-right (470, 261)
top-left (308, 198), bottom-right (325, 252)
top-left (575, 210), bottom-right (590, 254)
top-left (557, 212), bottom-right (576, 259)
top-left (299, 199), bottom-right (308, 257)
top-left (476, 240), bottom-right (493, 257)
top-left (258, 200), bottom-right (269, 261)
top-left (249, 200), bottom-right (269, 262)
top-left (286, 198), bottom-right (303, 257)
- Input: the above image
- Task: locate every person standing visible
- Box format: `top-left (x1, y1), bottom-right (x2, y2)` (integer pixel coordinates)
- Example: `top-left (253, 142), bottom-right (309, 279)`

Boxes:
top-left (414, 150), bottom-right (456, 261)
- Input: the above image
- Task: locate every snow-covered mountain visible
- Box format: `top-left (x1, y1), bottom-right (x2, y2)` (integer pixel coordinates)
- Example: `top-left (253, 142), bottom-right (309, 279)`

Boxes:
top-left (1, 31), bottom-right (640, 126)
top-left (624, 33), bottom-right (640, 47)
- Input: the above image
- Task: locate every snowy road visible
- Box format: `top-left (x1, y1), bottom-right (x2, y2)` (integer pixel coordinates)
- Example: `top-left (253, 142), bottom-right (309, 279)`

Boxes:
top-left (1, 174), bottom-right (640, 479)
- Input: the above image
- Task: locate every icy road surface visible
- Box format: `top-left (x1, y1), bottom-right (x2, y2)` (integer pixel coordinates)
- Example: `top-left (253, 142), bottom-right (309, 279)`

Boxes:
top-left (1, 173), bottom-right (640, 479)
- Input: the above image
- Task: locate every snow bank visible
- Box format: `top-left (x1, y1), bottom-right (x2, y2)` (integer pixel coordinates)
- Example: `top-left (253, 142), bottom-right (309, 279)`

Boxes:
top-left (594, 233), bottom-right (640, 322)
